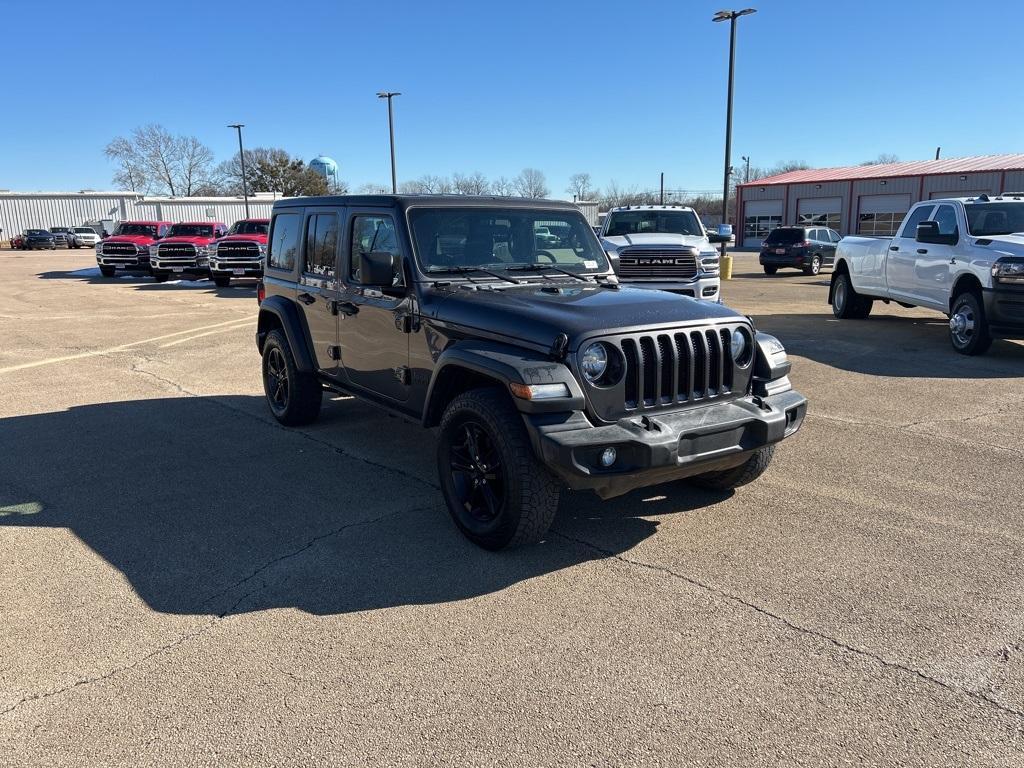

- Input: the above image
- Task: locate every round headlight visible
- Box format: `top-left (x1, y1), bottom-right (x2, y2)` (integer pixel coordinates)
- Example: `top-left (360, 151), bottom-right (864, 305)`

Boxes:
top-left (580, 342), bottom-right (609, 382)
top-left (731, 328), bottom-right (752, 366)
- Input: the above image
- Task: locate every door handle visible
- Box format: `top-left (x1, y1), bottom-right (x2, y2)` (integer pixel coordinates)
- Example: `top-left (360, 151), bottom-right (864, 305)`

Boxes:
top-left (889, 246), bottom-right (899, 251)
top-left (334, 300), bottom-right (359, 317)
top-left (297, 292), bottom-right (315, 305)
top-left (916, 249), bottom-right (928, 254)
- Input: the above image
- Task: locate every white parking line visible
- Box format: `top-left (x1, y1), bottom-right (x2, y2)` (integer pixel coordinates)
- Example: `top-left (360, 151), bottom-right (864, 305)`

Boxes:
top-left (0, 317), bottom-right (255, 374)
top-left (159, 320), bottom-right (256, 348)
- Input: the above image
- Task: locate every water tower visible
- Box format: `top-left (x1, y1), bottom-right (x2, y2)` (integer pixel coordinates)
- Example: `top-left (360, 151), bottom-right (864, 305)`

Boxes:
top-left (309, 155), bottom-right (339, 191)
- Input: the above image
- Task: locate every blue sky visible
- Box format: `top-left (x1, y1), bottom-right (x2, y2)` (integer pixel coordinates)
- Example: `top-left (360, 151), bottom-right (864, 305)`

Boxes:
top-left (1, 0), bottom-right (1021, 198)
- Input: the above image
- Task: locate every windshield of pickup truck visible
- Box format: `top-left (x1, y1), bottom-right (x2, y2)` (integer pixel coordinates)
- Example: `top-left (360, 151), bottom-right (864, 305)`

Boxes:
top-left (115, 223), bottom-right (157, 237)
top-left (409, 208), bottom-right (609, 274)
top-left (966, 203), bottom-right (1024, 236)
top-left (604, 210), bottom-right (704, 237)
top-left (72, 228), bottom-right (95, 234)
top-left (167, 224), bottom-right (214, 237)
top-left (229, 220), bottom-right (269, 235)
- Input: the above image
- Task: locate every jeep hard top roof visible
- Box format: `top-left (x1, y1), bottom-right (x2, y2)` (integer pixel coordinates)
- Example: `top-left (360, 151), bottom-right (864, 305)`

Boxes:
top-left (272, 194), bottom-right (582, 213)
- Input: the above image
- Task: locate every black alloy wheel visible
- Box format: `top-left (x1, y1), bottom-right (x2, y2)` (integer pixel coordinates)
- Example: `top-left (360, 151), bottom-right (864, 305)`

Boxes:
top-left (264, 346), bottom-right (290, 413)
top-left (447, 420), bottom-right (506, 524)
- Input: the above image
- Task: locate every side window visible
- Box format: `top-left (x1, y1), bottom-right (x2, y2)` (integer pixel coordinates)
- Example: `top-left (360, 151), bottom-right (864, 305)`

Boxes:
top-left (933, 205), bottom-right (959, 237)
top-left (831, 230), bottom-right (842, 243)
top-left (899, 206), bottom-right (934, 239)
top-left (303, 213), bottom-right (339, 277)
top-left (349, 214), bottom-right (403, 286)
top-left (810, 229), bottom-right (822, 242)
top-left (268, 212), bottom-right (301, 271)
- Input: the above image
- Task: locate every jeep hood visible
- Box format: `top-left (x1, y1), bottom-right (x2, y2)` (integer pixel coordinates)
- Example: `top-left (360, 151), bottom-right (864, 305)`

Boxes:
top-left (427, 282), bottom-right (742, 350)
top-left (602, 233), bottom-right (710, 250)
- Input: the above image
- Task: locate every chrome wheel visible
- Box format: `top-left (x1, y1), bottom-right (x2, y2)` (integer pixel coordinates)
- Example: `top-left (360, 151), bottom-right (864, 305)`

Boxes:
top-left (949, 305), bottom-right (976, 348)
top-left (834, 276), bottom-right (847, 310)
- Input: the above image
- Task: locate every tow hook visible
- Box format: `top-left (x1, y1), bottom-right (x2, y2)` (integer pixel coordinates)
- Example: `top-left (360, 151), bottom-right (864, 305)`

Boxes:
top-left (751, 395), bottom-right (772, 412)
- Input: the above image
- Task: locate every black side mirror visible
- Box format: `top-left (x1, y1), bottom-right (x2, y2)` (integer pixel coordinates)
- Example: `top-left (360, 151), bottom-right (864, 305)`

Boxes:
top-left (357, 251), bottom-right (397, 287)
top-left (916, 221), bottom-right (957, 246)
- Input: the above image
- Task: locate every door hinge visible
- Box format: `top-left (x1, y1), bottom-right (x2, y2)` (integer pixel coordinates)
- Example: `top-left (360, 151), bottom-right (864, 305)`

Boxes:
top-left (395, 314), bottom-right (413, 333)
top-left (394, 365), bottom-right (411, 385)
top-left (328, 346), bottom-right (342, 361)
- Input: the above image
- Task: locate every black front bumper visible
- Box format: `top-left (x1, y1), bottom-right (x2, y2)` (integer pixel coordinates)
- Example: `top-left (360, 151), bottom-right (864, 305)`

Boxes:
top-left (528, 389), bottom-right (807, 498)
top-left (983, 285), bottom-right (1024, 339)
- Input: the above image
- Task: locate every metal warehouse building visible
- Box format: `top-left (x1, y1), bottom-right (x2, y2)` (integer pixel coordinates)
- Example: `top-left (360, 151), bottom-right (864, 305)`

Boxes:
top-left (0, 191), bottom-right (283, 240)
top-left (735, 154), bottom-right (1024, 248)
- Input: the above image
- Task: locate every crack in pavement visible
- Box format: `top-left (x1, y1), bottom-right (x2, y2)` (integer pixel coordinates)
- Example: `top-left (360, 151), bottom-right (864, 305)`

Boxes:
top-left (550, 529), bottom-right (1024, 723)
top-left (806, 412), bottom-right (1020, 456)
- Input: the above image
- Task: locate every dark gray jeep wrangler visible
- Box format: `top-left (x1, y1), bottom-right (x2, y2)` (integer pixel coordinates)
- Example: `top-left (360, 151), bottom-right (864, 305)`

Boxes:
top-left (256, 195), bottom-right (807, 549)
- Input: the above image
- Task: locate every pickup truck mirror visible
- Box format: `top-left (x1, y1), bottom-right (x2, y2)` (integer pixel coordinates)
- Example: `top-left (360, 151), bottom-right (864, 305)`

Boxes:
top-left (356, 250), bottom-right (398, 287)
top-left (916, 221), bottom-right (958, 246)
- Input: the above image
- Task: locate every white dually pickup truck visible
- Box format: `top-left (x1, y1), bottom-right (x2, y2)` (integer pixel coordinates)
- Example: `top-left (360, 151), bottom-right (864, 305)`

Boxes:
top-left (829, 194), bottom-right (1024, 354)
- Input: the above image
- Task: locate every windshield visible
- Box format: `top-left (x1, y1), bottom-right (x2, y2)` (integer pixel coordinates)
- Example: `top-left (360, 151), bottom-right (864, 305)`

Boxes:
top-left (409, 208), bottom-right (609, 275)
top-left (51, 227), bottom-right (69, 232)
top-left (27, 229), bottom-right (49, 236)
top-left (115, 223), bottom-right (158, 237)
top-left (765, 228), bottom-right (805, 245)
top-left (229, 220), bottom-right (269, 235)
top-left (605, 210), bottom-right (704, 237)
top-left (965, 203), bottom-right (1024, 236)
top-left (73, 228), bottom-right (95, 234)
top-left (167, 224), bottom-right (214, 237)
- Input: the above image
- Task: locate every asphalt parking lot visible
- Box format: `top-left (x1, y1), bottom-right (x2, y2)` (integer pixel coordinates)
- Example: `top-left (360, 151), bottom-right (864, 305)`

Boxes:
top-left (1, 248), bottom-right (1023, 766)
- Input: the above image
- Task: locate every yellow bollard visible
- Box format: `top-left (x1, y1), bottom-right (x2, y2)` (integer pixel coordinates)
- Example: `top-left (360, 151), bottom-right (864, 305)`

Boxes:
top-left (720, 253), bottom-right (734, 280)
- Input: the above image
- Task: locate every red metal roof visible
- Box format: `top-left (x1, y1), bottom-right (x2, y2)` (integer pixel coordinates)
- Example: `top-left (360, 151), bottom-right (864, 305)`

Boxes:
top-left (738, 154), bottom-right (1024, 186)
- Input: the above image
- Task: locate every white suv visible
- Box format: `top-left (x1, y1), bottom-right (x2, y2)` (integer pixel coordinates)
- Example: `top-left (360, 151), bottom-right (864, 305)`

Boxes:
top-left (599, 205), bottom-right (721, 301)
top-left (70, 227), bottom-right (100, 249)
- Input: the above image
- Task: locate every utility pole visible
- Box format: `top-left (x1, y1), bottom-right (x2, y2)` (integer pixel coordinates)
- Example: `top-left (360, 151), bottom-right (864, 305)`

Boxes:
top-left (376, 92), bottom-right (401, 193)
top-left (227, 124), bottom-right (249, 218)
top-left (713, 8), bottom-right (756, 257)
top-left (935, 146), bottom-right (941, 160)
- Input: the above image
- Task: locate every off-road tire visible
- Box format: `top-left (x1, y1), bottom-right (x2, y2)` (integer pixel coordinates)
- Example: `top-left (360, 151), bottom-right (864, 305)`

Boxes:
top-left (763, 266), bottom-right (777, 275)
top-left (213, 275), bottom-right (231, 288)
top-left (832, 272), bottom-right (872, 319)
top-left (804, 254), bottom-right (821, 276)
top-left (437, 387), bottom-right (560, 550)
top-left (949, 290), bottom-right (992, 356)
top-left (691, 445), bottom-right (776, 491)
top-left (99, 265), bottom-right (116, 277)
top-left (261, 329), bottom-right (322, 426)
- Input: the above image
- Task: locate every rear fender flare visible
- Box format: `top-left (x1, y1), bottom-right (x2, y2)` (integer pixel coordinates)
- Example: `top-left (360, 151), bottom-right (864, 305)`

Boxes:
top-left (256, 295), bottom-right (316, 372)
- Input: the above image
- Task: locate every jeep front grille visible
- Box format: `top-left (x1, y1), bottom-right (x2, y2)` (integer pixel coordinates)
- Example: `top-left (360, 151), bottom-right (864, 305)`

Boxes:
top-left (158, 243), bottom-right (197, 258)
top-left (620, 329), bottom-right (733, 409)
top-left (617, 247), bottom-right (698, 279)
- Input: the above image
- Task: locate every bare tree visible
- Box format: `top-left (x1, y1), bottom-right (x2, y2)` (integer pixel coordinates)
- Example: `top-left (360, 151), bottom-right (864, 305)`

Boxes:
top-left (104, 136), bottom-right (147, 192)
top-left (746, 160), bottom-right (812, 181)
top-left (491, 176), bottom-right (515, 196)
top-left (861, 153), bottom-right (900, 166)
top-left (453, 171), bottom-right (490, 195)
top-left (566, 172), bottom-right (595, 201)
top-left (357, 182), bottom-right (390, 194)
top-left (513, 168), bottom-right (549, 198)
top-left (177, 136), bottom-right (215, 196)
top-left (399, 179), bottom-right (427, 194)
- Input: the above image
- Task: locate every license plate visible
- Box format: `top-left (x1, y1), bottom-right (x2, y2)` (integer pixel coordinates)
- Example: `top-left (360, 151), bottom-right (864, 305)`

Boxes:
top-left (172, 267), bottom-right (184, 273)
top-left (232, 268), bottom-right (245, 275)
top-left (774, 248), bottom-right (786, 254)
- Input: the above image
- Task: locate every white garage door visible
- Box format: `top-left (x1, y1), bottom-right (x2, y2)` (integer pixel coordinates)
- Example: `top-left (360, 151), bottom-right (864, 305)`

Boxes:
top-left (743, 200), bottom-right (784, 247)
top-left (796, 197), bottom-right (842, 230)
top-left (858, 194), bottom-right (911, 236)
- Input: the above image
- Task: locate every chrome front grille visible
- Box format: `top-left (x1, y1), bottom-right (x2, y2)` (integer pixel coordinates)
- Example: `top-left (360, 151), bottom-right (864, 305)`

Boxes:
top-left (158, 243), bottom-right (197, 259)
top-left (216, 242), bottom-right (261, 260)
top-left (620, 328), bottom-right (733, 410)
top-left (101, 242), bottom-right (138, 256)
top-left (617, 247), bottom-right (699, 279)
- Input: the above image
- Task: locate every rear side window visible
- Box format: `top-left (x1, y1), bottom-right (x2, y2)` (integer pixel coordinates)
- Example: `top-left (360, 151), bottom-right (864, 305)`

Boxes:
top-left (898, 206), bottom-right (935, 239)
top-left (304, 213), bottom-right (339, 277)
top-left (268, 212), bottom-right (301, 271)
top-left (765, 228), bottom-right (804, 244)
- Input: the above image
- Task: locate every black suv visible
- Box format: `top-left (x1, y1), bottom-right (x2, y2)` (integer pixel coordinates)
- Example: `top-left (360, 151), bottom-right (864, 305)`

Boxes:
top-left (257, 195), bottom-right (807, 549)
top-left (759, 226), bottom-right (840, 276)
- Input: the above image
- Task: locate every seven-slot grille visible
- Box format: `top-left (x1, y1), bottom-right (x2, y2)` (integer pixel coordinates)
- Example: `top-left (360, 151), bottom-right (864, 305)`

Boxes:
top-left (157, 243), bottom-right (197, 259)
top-left (101, 242), bottom-right (139, 256)
top-left (620, 328), bottom-right (733, 410)
top-left (216, 242), bottom-right (261, 260)
top-left (616, 247), bottom-right (698, 279)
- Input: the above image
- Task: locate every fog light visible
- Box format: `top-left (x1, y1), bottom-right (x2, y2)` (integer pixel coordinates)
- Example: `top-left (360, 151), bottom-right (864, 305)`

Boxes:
top-left (600, 447), bottom-right (617, 467)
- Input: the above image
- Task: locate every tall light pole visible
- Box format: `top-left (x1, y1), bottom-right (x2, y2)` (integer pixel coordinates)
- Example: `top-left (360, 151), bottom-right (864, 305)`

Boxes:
top-left (741, 155), bottom-right (751, 183)
top-left (227, 124), bottom-right (249, 217)
top-left (713, 8), bottom-right (756, 254)
top-left (376, 91), bottom-right (401, 194)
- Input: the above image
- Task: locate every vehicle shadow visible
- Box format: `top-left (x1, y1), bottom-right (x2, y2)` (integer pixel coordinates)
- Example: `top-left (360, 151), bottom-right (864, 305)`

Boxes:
top-left (36, 268), bottom-right (257, 296)
top-left (750, 311), bottom-right (1024, 378)
top-left (0, 395), bottom-right (717, 617)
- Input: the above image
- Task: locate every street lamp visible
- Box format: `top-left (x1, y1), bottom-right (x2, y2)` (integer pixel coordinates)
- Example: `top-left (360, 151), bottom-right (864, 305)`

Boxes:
top-left (227, 124), bottom-right (249, 218)
top-left (376, 91), bottom-right (401, 194)
top-left (741, 155), bottom-right (751, 183)
top-left (712, 8), bottom-right (756, 255)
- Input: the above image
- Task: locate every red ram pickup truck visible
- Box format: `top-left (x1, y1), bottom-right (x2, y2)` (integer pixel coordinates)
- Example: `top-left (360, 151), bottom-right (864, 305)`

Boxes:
top-left (149, 221), bottom-right (228, 282)
top-left (208, 218), bottom-right (269, 287)
top-left (95, 221), bottom-right (172, 276)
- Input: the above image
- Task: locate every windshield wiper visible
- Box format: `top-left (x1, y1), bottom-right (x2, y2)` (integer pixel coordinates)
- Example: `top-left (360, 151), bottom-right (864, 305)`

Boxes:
top-left (426, 265), bottom-right (521, 284)
top-left (502, 263), bottom-right (591, 282)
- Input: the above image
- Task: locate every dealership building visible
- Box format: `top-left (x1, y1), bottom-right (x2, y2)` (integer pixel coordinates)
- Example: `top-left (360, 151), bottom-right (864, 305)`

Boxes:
top-left (736, 154), bottom-right (1024, 248)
